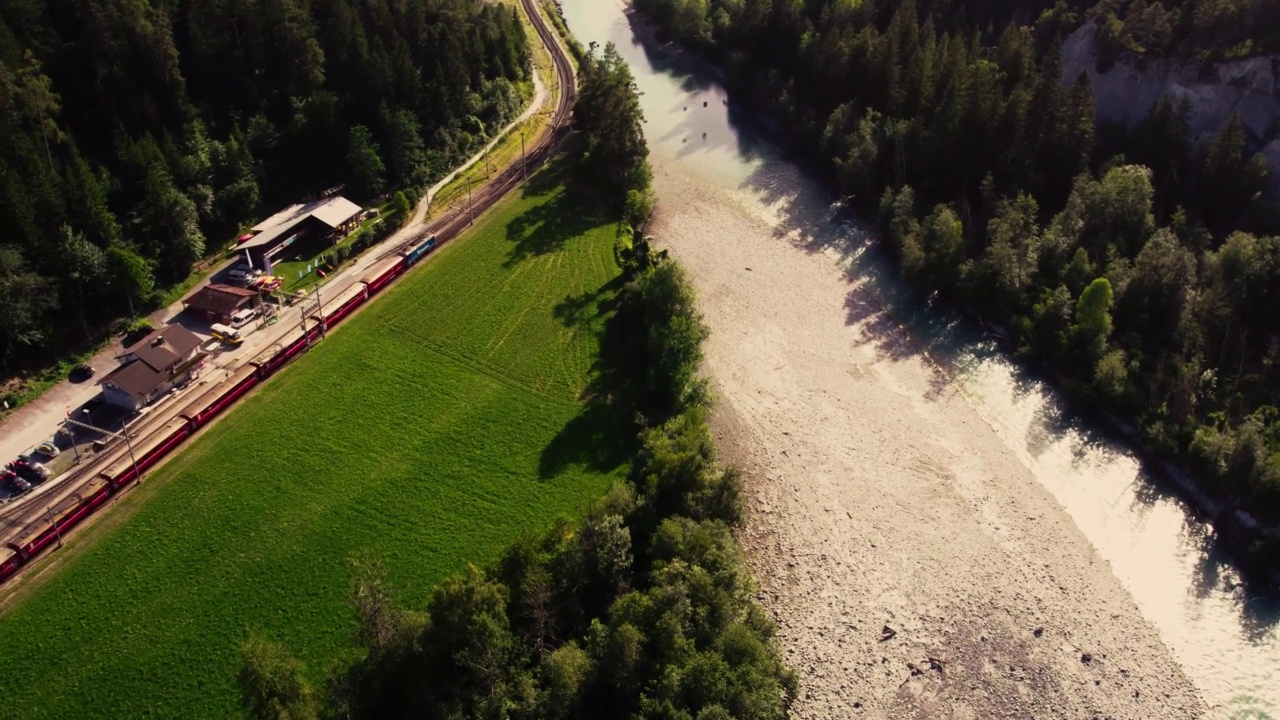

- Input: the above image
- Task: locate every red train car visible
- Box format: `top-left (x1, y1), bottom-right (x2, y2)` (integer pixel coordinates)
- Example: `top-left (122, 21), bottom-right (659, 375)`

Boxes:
top-left (192, 364), bottom-right (263, 425)
top-left (361, 256), bottom-right (406, 294)
top-left (0, 553), bottom-right (21, 584)
top-left (99, 416), bottom-right (193, 488)
top-left (53, 486), bottom-right (113, 536)
top-left (323, 284), bottom-right (370, 326)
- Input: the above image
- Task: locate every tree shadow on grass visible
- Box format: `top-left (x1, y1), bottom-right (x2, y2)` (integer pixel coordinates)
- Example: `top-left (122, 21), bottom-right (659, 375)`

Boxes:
top-left (539, 399), bottom-right (635, 479)
top-left (519, 151), bottom-right (574, 199)
top-left (541, 275), bottom-right (637, 479)
top-left (553, 276), bottom-right (625, 329)
top-left (505, 154), bottom-right (617, 267)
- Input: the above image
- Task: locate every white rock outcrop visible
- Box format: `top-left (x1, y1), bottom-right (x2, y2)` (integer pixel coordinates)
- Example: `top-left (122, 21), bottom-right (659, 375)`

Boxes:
top-left (1062, 19), bottom-right (1280, 190)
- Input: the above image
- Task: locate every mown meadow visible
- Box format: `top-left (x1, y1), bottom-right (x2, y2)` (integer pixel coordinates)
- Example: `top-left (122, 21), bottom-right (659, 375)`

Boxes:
top-left (0, 156), bottom-right (631, 719)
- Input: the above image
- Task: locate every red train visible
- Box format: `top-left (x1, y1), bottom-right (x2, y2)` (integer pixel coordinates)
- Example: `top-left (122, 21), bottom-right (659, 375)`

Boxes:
top-left (0, 241), bottom-right (436, 586)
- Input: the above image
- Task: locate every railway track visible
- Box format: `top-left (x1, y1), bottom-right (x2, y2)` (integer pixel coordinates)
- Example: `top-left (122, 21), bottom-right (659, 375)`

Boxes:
top-left (0, 0), bottom-right (578, 587)
top-left (418, 0), bottom-right (576, 246)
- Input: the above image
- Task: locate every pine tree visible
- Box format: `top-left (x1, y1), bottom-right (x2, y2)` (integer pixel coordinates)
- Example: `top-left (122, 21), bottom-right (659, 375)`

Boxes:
top-left (346, 125), bottom-right (387, 202)
top-left (574, 43), bottom-right (651, 198)
top-left (1199, 112), bottom-right (1266, 237)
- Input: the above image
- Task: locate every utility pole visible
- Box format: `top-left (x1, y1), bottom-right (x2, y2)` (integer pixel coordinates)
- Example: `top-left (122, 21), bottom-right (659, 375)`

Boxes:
top-left (298, 294), bottom-right (311, 346)
top-left (521, 128), bottom-right (528, 181)
top-left (122, 420), bottom-right (140, 485)
top-left (314, 280), bottom-right (326, 340)
top-left (63, 415), bottom-right (81, 464)
top-left (47, 506), bottom-right (62, 548)
top-left (63, 415), bottom-right (138, 484)
top-left (300, 284), bottom-right (324, 346)
top-left (467, 175), bottom-right (475, 225)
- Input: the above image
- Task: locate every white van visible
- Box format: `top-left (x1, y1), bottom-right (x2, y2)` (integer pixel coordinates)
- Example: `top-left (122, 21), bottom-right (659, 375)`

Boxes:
top-left (228, 265), bottom-right (261, 285)
top-left (229, 308), bottom-right (257, 328)
top-left (210, 323), bottom-right (243, 346)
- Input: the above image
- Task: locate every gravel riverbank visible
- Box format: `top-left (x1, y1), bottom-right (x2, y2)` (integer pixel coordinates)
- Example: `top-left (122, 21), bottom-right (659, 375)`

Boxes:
top-left (650, 166), bottom-right (1207, 719)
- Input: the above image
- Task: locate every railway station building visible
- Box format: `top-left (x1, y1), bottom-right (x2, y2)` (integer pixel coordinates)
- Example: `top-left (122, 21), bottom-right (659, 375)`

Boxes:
top-left (183, 283), bottom-right (261, 324)
top-left (100, 325), bottom-right (206, 411)
top-left (239, 195), bottom-right (363, 273)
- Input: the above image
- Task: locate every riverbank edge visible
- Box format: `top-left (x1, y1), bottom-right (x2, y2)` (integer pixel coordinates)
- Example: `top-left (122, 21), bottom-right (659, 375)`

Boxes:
top-left (623, 2), bottom-right (1280, 596)
top-left (968, 311), bottom-right (1280, 593)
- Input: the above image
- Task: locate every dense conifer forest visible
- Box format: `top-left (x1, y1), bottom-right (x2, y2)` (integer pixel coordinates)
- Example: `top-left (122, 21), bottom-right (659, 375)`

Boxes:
top-left (0, 0), bottom-right (529, 374)
top-left (634, 0), bottom-right (1280, 567)
top-left (1091, 0), bottom-right (1280, 59)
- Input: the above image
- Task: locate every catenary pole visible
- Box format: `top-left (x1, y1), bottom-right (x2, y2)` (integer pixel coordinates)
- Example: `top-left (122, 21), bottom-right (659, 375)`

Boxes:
top-left (467, 176), bottom-right (475, 225)
top-left (63, 415), bottom-right (81, 464)
top-left (123, 420), bottom-right (140, 485)
top-left (47, 506), bottom-right (62, 548)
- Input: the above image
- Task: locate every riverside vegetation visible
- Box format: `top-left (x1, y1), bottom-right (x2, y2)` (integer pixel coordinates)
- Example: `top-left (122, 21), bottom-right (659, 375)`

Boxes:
top-left (0, 0), bottom-right (530, 394)
top-left (634, 0), bottom-right (1280, 571)
top-left (236, 44), bottom-right (797, 720)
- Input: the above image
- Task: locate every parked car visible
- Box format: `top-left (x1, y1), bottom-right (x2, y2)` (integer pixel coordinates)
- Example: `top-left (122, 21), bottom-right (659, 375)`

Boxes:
top-left (36, 442), bottom-right (59, 458)
top-left (229, 308), bottom-right (257, 329)
top-left (69, 363), bottom-right (96, 382)
top-left (9, 459), bottom-right (50, 482)
top-left (228, 265), bottom-right (262, 285)
top-left (8, 463), bottom-right (40, 484)
top-left (2, 470), bottom-right (30, 494)
top-left (210, 323), bottom-right (244, 346)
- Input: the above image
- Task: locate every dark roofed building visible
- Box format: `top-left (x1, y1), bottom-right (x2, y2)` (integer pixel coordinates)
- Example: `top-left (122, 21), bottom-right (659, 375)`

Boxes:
top-left (118, 324), bottom-right (203, 366)
top-left (183, 283), bottom-right (261, 324)
top-left (101, 326), bottom-right (206, 411)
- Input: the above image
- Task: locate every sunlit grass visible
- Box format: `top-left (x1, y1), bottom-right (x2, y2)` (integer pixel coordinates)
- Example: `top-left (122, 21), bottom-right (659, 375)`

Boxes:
top-left (0, 156), bottom-right (629, 719)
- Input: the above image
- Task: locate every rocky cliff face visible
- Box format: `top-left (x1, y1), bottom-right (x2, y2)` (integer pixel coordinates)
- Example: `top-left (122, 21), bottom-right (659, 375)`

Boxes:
top-left (1062, 19), bottom-right (1280, 191)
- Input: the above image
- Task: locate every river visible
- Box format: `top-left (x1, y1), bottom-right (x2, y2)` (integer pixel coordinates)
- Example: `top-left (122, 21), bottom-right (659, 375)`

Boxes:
top-left (558, 0), bottom-right (1278, 717)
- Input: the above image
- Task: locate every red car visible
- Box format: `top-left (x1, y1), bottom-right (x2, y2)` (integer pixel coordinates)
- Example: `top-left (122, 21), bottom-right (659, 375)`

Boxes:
top-left (3, 470), bottom-right (31, 494)
top-left (9, 458), bottom-right (50, 482)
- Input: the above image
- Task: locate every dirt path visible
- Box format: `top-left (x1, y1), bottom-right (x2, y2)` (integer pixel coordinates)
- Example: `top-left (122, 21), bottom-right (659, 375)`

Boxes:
top-left (650, 168), bottom-right (1206, 719)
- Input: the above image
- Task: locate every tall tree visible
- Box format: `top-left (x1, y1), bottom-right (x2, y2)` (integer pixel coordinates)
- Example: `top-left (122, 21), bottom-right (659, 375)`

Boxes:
top-left (1199, 112), bottom-right (1267, 237)
top-left (346, 125), bottom-right (387, 202)
top-left (239, 635), bottom-right (319, 720)
top-left (0, 245), bottom-right (57, 364)
top-left (574, 43), bottom-right (651, 199)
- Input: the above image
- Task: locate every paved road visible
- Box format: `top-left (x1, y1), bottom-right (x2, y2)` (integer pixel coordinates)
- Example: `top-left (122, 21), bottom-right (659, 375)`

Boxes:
top-left (0, 0), bottom-right (576, 562)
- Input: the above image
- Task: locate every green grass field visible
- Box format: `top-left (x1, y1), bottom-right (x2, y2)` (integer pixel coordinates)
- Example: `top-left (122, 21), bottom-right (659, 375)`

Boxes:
top-left (0, 156), bottom-right (630, 719)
